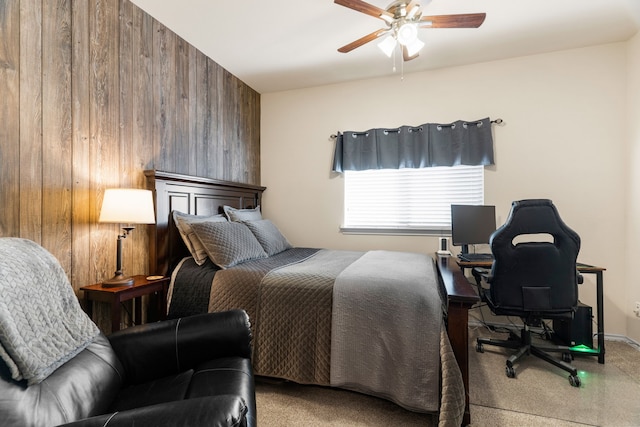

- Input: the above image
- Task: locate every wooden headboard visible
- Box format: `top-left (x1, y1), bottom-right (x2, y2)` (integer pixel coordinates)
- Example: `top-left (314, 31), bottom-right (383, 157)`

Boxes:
top-left (144, 170), bottom-right (266, 276)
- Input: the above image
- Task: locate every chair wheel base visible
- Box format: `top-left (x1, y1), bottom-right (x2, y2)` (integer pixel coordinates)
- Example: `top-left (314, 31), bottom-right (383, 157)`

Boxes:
top-left (569, 374), bottom-right (581, 387)
top-left (505, 365), bottom-right (516, 378)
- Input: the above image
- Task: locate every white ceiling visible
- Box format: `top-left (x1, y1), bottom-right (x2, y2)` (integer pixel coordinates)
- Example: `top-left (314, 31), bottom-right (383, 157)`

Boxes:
top-left (130, 0), bottom-right (640, 94)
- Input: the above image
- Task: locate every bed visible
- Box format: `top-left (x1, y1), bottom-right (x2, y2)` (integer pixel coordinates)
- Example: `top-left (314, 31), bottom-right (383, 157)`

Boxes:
top-left (145, 170), bottom-right (478, 427)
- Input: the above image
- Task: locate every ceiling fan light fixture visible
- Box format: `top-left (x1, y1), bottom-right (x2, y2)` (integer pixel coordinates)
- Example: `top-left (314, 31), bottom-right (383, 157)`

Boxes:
top-left (396, 22), bottom-right (418, 46)
top-left (334, 0), bottom-right (486, 63)
top-left (378, 35), bottom-right (397, 57)
top-left (405, 38), bottom-right (425, 57)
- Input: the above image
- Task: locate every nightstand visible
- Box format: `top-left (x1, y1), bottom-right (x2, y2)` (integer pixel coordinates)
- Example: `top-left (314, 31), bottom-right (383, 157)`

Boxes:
top-left (81, 275), bottom-right (170, 332)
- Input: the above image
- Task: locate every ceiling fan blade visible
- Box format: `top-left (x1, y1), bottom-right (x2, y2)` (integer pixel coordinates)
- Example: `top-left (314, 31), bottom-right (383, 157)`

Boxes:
top-left (420, 13), bottom-right (486, 28)
top-left (338, 29), bottom-right (388, 53)
top-left (402, 45), bottom-right (419, 61)
top-left (334, 0), bottom-right (394, 21)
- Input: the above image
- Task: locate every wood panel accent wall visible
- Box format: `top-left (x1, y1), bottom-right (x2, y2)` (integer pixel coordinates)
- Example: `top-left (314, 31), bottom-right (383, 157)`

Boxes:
top-left (0, 0), bottom-right (260, 293)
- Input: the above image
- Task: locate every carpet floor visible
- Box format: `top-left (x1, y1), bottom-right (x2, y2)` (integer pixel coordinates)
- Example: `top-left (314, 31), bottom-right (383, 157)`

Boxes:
top-left (255, 325), bottom-right (640, 426)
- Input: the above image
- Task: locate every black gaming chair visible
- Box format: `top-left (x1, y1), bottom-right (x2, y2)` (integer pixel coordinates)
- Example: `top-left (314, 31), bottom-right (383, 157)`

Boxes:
top-left (474, 199), bottom-right (583, 387)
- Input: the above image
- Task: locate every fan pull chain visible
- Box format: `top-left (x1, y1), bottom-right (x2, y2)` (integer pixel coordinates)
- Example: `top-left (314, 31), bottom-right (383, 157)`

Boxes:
top-left (392, 46), bottom-right (397, 73)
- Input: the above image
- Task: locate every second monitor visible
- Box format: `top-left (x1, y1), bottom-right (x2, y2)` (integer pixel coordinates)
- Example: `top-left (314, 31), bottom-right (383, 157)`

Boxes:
top-left (451, 204), bottom-right (496, 256)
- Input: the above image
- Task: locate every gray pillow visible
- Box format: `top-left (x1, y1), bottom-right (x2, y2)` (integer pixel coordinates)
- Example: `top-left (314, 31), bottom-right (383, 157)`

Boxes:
top-left (223, 205), bottom-right (262, 222)
top-left (190, 221), bottom-right (267, 269)
top-left (243, 219), bottom-right (292, 256)
top-left (172, 211), bottom-right (227, 265)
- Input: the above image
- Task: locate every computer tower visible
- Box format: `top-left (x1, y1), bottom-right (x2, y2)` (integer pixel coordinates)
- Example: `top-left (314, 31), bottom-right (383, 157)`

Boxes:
top-left (553, 302), bottom-right (593, 348)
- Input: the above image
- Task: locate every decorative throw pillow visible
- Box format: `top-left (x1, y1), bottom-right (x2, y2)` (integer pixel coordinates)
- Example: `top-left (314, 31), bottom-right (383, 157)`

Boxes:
top-left (223, 205), bottom-right (262, 222)
top-left (173, 211), bottom-right (227, 265)
top-left (190, 221), bottom-right (267, 269)
top-left (243, 219), bottom-right (292, 256)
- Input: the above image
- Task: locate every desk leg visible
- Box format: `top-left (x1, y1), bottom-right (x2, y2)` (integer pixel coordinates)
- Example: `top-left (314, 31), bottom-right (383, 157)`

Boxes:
top-left (111, 300), bottom-right (121, 333)
top-left (149, 286), bottom-right (168, 322)
top-left (596, 271), bottom-right (605, 364)
top-left (83, 293), bottom-right (93, 319)
top-left (134, 297), bottom-right (142, 326)
top-left (160, 284), bottom-right (168, 320)
top-left (156, 290), bottom-right (166, 321)
top-left (447, 301), bottom-right (472, 427)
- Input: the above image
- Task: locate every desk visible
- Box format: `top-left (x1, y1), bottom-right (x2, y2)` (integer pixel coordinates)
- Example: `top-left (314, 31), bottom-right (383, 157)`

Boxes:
top-left (435, 254), bottom-right (480, 427)
top-left (81, 275), bottom-right (170, 333)
top-left (457, 259), bottom-right (606, 364)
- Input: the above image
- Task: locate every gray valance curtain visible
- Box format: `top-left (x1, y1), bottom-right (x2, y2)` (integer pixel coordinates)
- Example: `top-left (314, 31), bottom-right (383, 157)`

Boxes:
top-left (332, 117), bottom-right (494, 173)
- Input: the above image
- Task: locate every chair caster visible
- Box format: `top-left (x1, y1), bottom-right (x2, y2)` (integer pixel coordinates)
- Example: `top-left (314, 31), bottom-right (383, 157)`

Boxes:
top-left (505, 365), bottom-right (516, 378)
top-left (562, 352), bottom-right (573, 363)
top-left (569, 374), bottom-right (581, 387)
top-left (476, 342), bottom-right (484, 353)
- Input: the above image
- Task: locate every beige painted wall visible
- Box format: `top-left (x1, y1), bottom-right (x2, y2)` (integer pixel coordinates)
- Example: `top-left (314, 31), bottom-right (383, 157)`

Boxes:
top-left (261, 43), bottom-right (630, 337)
top-left (626, 31), bottom-right (640, 343)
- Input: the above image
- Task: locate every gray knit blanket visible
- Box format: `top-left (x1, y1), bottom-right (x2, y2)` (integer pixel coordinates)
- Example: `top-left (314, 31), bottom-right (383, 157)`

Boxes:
top-left (0, 238), bottom-right (99, 385)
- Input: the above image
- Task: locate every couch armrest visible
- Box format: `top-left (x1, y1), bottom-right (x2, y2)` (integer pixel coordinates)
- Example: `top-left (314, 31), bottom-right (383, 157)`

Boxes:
top-left (108, 309), bottom-right (252, 385)
top-left (58, 395), bottom-right (250, 427)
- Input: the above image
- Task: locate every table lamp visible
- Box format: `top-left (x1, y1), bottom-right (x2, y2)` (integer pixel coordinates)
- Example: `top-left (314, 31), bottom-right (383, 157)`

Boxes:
top-left (99, 188), bottom-right (155, 287)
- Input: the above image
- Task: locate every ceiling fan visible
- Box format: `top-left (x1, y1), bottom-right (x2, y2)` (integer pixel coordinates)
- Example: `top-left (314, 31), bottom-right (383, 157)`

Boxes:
top-left (335, 0), bottom-right (486, 61)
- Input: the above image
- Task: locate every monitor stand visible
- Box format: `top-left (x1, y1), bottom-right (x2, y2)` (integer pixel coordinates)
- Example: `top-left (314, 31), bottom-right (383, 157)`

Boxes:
top-left (459, 244), bottom-right (469, 256)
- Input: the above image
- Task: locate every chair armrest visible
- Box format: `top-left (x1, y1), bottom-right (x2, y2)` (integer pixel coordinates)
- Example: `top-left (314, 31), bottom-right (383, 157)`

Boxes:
top-left (108, 309), bottom-right (252, 385)
top-left (58, 395), bottom-right (250, 427)
top-left (471, 267), bottom-right (491, 287)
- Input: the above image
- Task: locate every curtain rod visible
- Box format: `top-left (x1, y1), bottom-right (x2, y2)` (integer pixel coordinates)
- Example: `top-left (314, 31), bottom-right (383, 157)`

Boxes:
top-left (329, 118), bottom-right (503, 139)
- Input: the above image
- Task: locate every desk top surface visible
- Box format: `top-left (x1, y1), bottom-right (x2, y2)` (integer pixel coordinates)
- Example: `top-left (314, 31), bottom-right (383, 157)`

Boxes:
top-left (455, 258), bottom-right (605, 272)
top-left (434, 255), bottom-right (480, 305)
top-left (80, 275), bottom-right (169, 293)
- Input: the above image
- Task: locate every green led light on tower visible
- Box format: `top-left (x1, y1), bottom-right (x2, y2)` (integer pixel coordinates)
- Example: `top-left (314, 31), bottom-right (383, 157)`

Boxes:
top-left (569, 344), bottom-right (597, 354)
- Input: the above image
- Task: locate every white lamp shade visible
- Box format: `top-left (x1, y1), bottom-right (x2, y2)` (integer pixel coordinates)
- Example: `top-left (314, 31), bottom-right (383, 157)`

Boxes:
top-left (397, 23), bottom-right (419, 46)
top-left (405, 38), bottom-right (425, 57)
top-left (99, 189), bottom-right (156, 224)
top-left (377, 36), bottom-right (397, 57)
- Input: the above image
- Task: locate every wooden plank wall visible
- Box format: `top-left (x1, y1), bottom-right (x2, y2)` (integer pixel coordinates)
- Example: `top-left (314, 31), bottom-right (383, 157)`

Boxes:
top-left (0, 0), bottom-right (260, 294)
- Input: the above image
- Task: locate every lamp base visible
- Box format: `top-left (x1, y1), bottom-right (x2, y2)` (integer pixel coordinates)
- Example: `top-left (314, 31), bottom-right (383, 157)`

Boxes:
top-left (102, 274), bottom-right (135, 288)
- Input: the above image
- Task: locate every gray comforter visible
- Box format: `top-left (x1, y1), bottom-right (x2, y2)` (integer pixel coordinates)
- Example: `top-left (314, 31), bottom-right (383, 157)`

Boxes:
top-left (331, 250), bottom-right (442, 412)
top-left (168, 247), bottom-right (464, 426)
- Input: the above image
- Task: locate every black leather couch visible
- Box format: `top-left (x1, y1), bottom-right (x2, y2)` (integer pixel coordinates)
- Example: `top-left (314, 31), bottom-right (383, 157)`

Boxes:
top-left (0, 309), bottom-right (256, 427)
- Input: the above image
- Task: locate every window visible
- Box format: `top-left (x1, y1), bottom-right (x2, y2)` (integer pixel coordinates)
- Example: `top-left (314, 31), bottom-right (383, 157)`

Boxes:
top-left (342, 165), bottom-right (484, 233)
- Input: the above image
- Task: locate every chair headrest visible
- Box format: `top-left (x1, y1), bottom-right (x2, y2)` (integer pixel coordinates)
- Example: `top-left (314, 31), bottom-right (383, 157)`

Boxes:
top-left (490, 199), bottom-right (580, 250)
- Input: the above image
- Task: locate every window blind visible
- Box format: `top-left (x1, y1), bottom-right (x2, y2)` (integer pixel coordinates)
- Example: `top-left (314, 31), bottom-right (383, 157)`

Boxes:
top-left (343, 165), bottom-right (484, 232)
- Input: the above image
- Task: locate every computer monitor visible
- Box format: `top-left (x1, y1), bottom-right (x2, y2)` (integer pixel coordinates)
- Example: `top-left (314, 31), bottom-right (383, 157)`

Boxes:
top-left (450, 204), bottom-right (497, 254)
